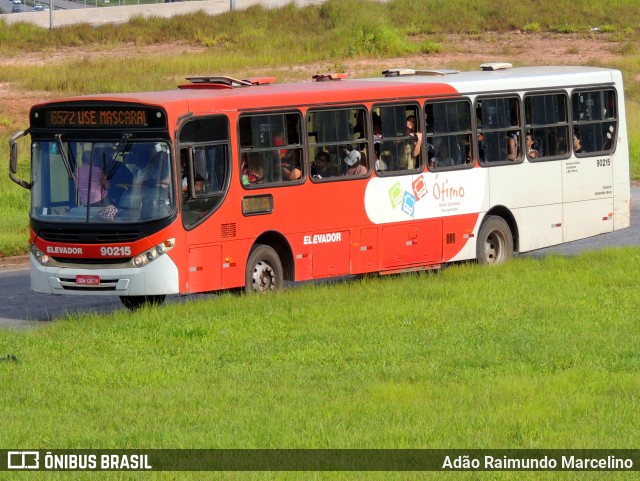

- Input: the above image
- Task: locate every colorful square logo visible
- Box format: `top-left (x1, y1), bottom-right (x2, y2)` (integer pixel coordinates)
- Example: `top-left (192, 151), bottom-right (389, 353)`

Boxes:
top-left (412, 176), bottom-right (427, 200)
top-left (402, 192), bottom-right (416, 216)
top-left (388, 182), bottom-right (403, 208)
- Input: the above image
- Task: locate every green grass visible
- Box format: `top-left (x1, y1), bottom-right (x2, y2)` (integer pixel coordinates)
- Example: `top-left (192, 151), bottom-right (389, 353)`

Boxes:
top-left (1, 249), bottom-right (640, 479)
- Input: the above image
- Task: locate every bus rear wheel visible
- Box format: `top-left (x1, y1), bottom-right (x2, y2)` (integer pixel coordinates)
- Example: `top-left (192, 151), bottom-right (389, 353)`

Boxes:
top-left (120, 295), bottom-right (166, 311)
top-left (476, 216), bottom-right (513, 265)
top-left (245, 245), bottom-right (283, 294)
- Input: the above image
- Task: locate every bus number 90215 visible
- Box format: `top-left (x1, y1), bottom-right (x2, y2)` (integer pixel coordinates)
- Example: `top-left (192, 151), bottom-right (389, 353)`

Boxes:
top-left (597, 158), bottom-right (611, 167)
top-left (100, 246), bottom-right (131, 256)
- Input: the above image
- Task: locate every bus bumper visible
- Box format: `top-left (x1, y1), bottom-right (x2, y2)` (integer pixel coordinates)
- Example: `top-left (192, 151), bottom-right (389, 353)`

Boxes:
top-left (30, 253), bottom-right (179, 296)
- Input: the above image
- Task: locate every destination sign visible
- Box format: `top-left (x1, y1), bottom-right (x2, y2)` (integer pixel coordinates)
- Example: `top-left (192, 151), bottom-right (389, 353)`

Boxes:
top-left (31, 106), bottom-right (167, 130)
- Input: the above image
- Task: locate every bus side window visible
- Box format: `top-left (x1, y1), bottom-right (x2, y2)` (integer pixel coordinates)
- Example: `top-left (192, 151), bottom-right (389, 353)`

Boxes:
top-left (308, 107), bottom-right (368, 181)
top-left (240, 112), bottom-right (304, 186)
top-left (476, 96), bottom-right (522, 164)
top-left (178, 115), bottom-right (231, 228)
top-left (375, 103), bottom-right (422, 172)
top-left (426, 100), bottom-right (473, 169)
top-left (525, 93), bottom-right (569, 160)
top-left (571, 89), bottom-right (617, 156)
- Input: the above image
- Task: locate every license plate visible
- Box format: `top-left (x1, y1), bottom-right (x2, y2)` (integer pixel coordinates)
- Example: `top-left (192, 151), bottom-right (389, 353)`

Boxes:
top-left (75, 275), bottom-right (100, 286)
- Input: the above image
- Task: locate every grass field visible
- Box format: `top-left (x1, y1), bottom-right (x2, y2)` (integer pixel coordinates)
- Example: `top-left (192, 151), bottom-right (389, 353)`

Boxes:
top-left (1, 249), bottom-right (640, 479)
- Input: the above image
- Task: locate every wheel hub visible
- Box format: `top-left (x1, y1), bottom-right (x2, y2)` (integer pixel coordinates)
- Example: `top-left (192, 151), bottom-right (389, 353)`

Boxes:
top-left (252, 260), bottom-right (275, 292)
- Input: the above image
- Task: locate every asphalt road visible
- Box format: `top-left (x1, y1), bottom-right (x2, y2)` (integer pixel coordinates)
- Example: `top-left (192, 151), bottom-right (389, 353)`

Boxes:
top-left (1, 186), bottom-right (638, 328)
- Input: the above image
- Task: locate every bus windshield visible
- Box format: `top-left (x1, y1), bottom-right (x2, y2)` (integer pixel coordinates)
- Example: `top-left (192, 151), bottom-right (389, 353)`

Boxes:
top-left (31, 139), bottom-right (175, 224)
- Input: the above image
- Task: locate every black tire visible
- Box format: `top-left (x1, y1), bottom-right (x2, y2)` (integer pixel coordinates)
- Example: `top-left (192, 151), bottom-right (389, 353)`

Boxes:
top-left (245, 244), bottom-right (283, 294)
top-left (476, 216), bottom-right (513, 265)
top-left (120, 295), bottom-right (166, 311)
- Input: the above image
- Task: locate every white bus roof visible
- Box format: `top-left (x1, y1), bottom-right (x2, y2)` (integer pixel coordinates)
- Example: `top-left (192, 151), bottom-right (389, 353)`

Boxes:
top-left (361, 66), bottom-right (619, 94)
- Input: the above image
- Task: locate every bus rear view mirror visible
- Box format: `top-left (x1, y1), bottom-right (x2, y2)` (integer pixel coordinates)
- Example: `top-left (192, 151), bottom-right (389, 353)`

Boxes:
top-left (9, 129), bottom-right (32, 189)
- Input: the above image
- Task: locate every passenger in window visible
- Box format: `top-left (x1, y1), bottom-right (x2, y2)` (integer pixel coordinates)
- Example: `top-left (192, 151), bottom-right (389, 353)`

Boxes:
top-left (77, 151), bottom-right (110, 206)
top-left (353, 110), bottom-right (366, 139)
top-left (344, 148), bottom-right (367, 175)
top-left (273, 135), bottom-right (287, 159)
top-left (603, 124), bottom-right (615, 150)
top-left (242, 154), bottom-right (264, 185)
top-left (282, 149), bottom-right (302, 181)
top-left (573, 129), bottom-right (583, 154)
top-left (525, 133), bottom-right (539, 158)
top-left (433, 141), bottom-right (455, 168)
top-left (286, 116), bottom-right (300, 145)
top-left (477, 132), bottom-right (485, 162)
top-left (506, 131), bottom-right (518, 161)
top-left (462, 135), bottom-right (472, 163)
top-left (180, 149), bottom-right (204, 195)
top-left (407, 115), bottom-right (422, 160)
top-left (374, 143), bottom-right (387, 172)
top-left (556, 136), bottom-right (568, 156)
top-left (313, 151), bottom-right (338, 179)
top-left (106, 157), bottom-right (135, 206)
top-left (140, 149), bottom-right (172, 219)
top-left (372, 114), bottom-right (383, 144)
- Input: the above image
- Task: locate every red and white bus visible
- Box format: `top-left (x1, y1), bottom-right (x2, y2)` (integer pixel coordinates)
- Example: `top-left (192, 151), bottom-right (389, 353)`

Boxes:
top-left (9, 64), bottom-right (630, 309)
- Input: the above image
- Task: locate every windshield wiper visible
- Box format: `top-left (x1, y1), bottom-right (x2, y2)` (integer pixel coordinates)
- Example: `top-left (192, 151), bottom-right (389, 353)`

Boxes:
top-left (55, 134), bottom-right (76, 182)
top-left (106, 133), bottom-right (132, 180)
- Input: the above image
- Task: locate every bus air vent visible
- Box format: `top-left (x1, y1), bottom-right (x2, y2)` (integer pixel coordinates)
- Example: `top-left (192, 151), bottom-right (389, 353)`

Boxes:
top-left (179, 76), bottom-right (276, 89)
top-left (480, 62), bottom-right (513, 71)
top-left (312, 73), bottom-right (348, 82)
top-left (382, 68), bottom-right (460, 77)
top-left (221, 223), bottom-right (237, 238)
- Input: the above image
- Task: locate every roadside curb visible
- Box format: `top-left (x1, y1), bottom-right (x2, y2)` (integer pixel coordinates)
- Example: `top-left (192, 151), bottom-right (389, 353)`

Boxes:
top-left (0, 255), bottom-right (29, 270)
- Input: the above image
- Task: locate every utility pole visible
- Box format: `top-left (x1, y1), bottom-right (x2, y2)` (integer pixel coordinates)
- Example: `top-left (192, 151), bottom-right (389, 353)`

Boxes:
top-left (230, 0), bottom-right (234, 11)
top-left (49, 0), bottom-right (53, 29)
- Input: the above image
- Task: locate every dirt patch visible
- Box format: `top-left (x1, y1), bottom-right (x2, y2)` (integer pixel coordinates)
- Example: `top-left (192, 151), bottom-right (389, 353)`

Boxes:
top-left (0, 32), bottom-right (623, 125)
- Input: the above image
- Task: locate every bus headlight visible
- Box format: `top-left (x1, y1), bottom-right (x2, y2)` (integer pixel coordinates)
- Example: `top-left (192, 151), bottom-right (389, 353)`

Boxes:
top-left (131, 238), bottom-right (175, 268)
top-left (30, 244), bottom-right (50, 266)
top-left (30, 244), bottom-right (42, 259)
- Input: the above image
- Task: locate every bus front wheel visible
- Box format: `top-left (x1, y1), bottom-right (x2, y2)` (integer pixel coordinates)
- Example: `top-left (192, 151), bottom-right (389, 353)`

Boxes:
top-left (120, 295), bottom-right (166, 311)
top-left (476, 216), bottom-right (513, 265)
top-left (245, 245), bottom-right (283, 294)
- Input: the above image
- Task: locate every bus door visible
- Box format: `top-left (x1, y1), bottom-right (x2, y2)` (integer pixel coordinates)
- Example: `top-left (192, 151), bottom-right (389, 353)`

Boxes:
top-left (178, 116), bottom-right (231, 293)
top-left (563, 89), bottom-right (616, 241)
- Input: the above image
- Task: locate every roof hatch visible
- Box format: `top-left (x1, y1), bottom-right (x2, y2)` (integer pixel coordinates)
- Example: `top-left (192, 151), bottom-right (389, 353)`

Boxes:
top-left (178, 76), bottom-right (277, 89)
top-left (480, 62), bottom-right (513, 71)
top-left (312, 73), bottom-right (348, 82)
top-left (382, 68), bottom-right (460, 77)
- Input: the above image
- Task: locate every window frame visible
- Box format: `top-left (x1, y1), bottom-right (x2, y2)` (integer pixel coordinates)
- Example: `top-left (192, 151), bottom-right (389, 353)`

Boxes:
top-left (425, 98), bottom-right (474, 172)
top-left (177, 114), bottom-right (231, 229)
top-left (524, 90), bottom-right (570, 163)
top-left (571, 88), bottom-right (618, 158)
top-left (238, 111), bottom-right (305, 189)
top-left (371, 101), bottom-right (423, 176)
top-left (307, 105), bottom-right (370, 182)
top-left (475, 94), bottom-right (524, 166)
